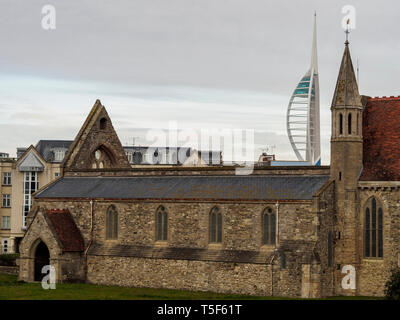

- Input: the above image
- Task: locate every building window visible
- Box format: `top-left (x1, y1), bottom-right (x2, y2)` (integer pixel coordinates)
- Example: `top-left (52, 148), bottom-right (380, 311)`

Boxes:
top-left (1, 239), bottom-right (8, 254)
top-left (2, 194), bottom-right (11, 208)
top-left (2, 172), bottom-right (11, 185)
top-left (106, 205), bottom-right (118, 239)
top-left (126, 152), bottom-right (133, 164)
top-left (133, 152), bottom-right (143, 164)
top-left (339, 113), bottom-right (343, 135)
top-left (262, 207), bottom-right (276, 245)
top-left (328, 231), bottom-right (333, 267)
top-left (209, 206), bottom-right (222, 243)
top-left (348, 113), bottom-right (352, 135)
top-left (1, 216), bottom-right (10, 229)
top-left (23, 172), bottom-right (39, 228)
top-left (144, 151), bottom-right (153, 164)
top-left (55, 172), bottom-right (59, 178)
top-left (91, 147), bottom-right (115, 169)
top-left (54, 149), bottom-right (65, 162)
top-left (156, 206), bottom-right (168, 241)
top-left (365, 197), bottom-right (383, 258)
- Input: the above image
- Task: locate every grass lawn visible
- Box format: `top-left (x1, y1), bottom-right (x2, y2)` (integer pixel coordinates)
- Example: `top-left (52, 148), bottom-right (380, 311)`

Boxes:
top-left (0, 273), bottom-right (382, 300)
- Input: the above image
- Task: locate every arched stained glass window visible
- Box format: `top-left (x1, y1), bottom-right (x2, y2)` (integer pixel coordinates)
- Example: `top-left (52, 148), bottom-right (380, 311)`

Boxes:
top-left (364, 197), bottom-right (383, 258)
top-left (106, 205), bottom-right (118, 239)
top-left (262, 207), bottom-right (276, 245)
top-left (156, 206), bottom-right (168, 241)
top-left (209, 207), bottom-right (222, 243)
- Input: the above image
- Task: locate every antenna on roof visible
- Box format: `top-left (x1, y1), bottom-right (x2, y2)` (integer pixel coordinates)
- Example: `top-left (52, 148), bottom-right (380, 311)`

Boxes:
top-left (132, 136), bottom-right (139, 147)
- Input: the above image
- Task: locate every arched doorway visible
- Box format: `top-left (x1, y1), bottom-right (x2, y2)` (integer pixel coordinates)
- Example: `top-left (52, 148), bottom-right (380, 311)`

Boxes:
top-left (34, 241), bottom-right (50, 281)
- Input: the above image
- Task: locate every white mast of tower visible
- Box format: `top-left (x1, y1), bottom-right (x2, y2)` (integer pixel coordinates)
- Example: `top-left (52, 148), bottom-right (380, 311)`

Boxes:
top-left (286, 12), bottom-right (321, 165)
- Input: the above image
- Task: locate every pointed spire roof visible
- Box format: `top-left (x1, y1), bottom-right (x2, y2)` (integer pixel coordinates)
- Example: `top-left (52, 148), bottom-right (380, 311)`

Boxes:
top-left (310, 12), bottom-right (318, 73)
top-left (331, 42), bottom-right (362, 108)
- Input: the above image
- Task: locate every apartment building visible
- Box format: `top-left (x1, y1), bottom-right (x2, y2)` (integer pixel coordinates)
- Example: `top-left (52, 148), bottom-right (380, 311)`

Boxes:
top-left (0, 141), bottom-right (222, 253)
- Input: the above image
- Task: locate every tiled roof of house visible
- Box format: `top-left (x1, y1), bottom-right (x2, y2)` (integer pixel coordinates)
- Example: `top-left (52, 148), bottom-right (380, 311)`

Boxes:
top-left (43, 209), bottom-right (84, 252)
top-left (360, 96), bottom-right (400, 181)
top-left (35, 175), bottom-right (330, 201)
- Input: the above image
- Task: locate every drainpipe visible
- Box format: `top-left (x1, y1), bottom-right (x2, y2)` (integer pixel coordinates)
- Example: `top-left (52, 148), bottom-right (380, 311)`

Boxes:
top-left (275, 201), bottom-right (280, 246)
top-left (84, 199), bottom-right (94, 281)
top-left (269, 250), bottom-right (277, 296)
top-left (269, 201), bottom-right (280, 296)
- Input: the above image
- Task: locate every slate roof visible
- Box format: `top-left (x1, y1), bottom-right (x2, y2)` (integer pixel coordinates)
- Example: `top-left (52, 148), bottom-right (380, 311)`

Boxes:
top-left (360, 96), bottom-right (400, 181)
top-left (18, 152), bottom-right (44, 172)
top-left (35, 140), bottom-right (73, 162)
top-left (89, 243), bottom-right (273, 264)
top-left (43, 209), bottom-right (84, 252)
top-left (35, 175), bottom-right (329, 200)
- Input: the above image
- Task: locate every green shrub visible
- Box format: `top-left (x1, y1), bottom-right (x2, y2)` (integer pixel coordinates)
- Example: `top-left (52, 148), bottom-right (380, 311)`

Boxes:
top-left (0, 254), bottom-right (19, 266)
top-left (384, 268), bottom-right (400, 300)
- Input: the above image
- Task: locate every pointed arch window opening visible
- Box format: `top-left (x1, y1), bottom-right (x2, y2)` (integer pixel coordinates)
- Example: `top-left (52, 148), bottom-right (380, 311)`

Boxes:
top-left (106, 205), bottom-right (118, 240)
top-left (348, 113), bottom-right (352, 135)
top-left (100, 117), bottom-right (107, 130)
top-left (262, 208), bottom-right (276, 246)
top-left (156, 206), bottom-right (168, 241)
top-left (91, 146), bottom-right (115, 169)
top-left (364, 197), bottom-right (383, 258)
top-left (209, 207), bottom-right (222, 243)
top-left (339, 113), bottom-right (343, 135)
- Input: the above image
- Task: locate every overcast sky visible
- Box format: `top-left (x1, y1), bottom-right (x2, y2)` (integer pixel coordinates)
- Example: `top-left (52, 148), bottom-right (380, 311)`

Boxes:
top-left (0, 0), bottom-right (399, 163)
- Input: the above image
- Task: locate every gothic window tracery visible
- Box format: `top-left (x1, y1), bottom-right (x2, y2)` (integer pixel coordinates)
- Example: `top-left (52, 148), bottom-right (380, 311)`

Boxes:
top-left (262, 207), bottom-right (276, 245)
top-left (209, 207), bottom-right (222, 243)
top-left (365, 197), bottom-right (383, 258)
top-left (156, 206), bottom-right (168, 241)
top-left (106, 205), bottom-right (118, 240)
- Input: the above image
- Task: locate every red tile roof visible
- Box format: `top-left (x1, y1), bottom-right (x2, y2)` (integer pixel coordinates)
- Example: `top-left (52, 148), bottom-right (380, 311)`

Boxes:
top-left (44, 209), bottom-right (84, 252)
top-left (361, 96), bottom-right (400, 181)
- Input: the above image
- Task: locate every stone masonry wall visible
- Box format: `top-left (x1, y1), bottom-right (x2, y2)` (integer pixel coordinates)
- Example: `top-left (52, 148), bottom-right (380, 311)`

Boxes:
top-left (35, 199), bottom-right (316, 252)
top-left (314, 180), bottom-right (336, 297)
top-left (87, 256), bottom-right (273, 296)
top-left (33, 198), bottom-right (319, 297)
top-left (19, 209), bottom-right (84, 283)
top-left (357, 186), bottom-right (400, 296)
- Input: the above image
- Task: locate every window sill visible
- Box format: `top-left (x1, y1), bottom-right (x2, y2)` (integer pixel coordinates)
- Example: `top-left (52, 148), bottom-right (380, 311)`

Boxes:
top-left (1, 207), bottom-right (11, 209)
top-left (208, 243), bottom-right (223, 250)
top-left (260, 244), bottom-right (276, 251)
top-left (363, 258), bottom-right (384, 262)
top-left (154, 241), bottom-right (168, 247)
top-left (1, 185), bottom-right (11, 187)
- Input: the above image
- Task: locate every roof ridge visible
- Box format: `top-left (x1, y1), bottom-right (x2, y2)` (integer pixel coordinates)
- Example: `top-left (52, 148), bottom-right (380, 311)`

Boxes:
top-left (369, 95), bottom-right (400, 101)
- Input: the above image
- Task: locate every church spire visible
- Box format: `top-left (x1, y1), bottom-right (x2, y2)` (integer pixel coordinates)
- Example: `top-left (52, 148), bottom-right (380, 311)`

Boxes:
top-left (331, 41), bottom-right (362, 108)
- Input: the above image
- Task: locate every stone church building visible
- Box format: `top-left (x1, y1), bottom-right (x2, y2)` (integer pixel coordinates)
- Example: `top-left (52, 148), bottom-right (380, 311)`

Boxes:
top-left (18, 41), bottom-right (400, 297)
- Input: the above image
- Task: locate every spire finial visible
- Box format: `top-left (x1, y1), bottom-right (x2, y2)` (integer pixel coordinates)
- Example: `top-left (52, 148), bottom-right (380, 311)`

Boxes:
top-left (345, 18), bottom-right (350, 45)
